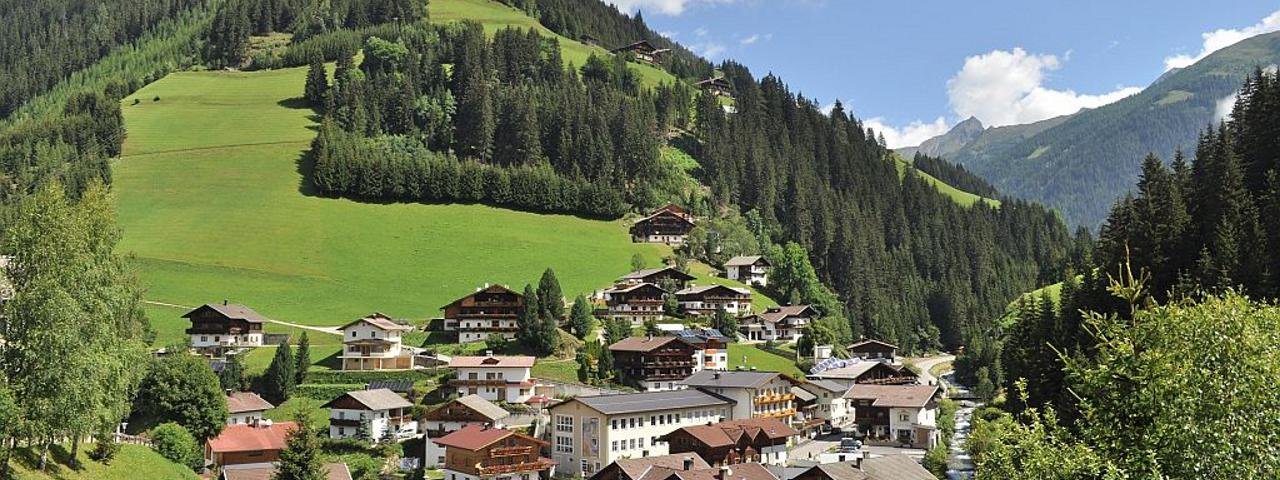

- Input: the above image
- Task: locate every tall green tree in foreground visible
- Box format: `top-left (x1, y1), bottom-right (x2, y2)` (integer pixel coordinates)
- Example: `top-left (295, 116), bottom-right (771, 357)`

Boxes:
top-left (274, 411), bottom-right (327, 480)
top-left (0, 182), bottom-right (150, 470)
top-left (263, 343), bottom-right (297, 404)
top-left (132, 354), bottom-right (228, 442)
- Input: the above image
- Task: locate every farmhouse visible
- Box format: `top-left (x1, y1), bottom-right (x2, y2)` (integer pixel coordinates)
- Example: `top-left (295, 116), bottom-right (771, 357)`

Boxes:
top-left (339, 313), bottom-right (415, 371)
top-left (792, 456), bottom-right (938, 480)
top-left (603, 283), bottom-right (670, 327)
top-left (631, 205), bottom-right (696, 245)
top-left (220, 462), bottom-right (354, 480)
top-left (184, 302), bottom-right (266, 355)
top-left (548, 389), bottom-right (736, 477)
top-left (739, 305), bottom-right (817, 342)
top-left (441, 284), bottom-right (524, 343)
top-left (723, 256), bottom-right (769, 287)
top-left (673, 328), bottom-right (731, 371)
top-left (610, 40), bottom-right (670, 65)
top-left (659, 417), bottom-right (798, 466)
top-left (676, 285), bottom-right (753, 317)
top-left (694, 77), bottom-right (734, 98)
top-left (844, 384), bottom-right (941, 449)
top-left (805, 361), bottom-right (917, 390)
top-left (323, 388), bottom-right (418, 441)
top-left (678, 371), bottom-right (800, 422)
top-left (424, 394), bottom-right (512, 468)
top-left (845, 339), bottom-right (898, 362)
top-left (435, 424), bottom-right (556, 480)
top-left (617, 266), bottom-right (697, 290)
top-left (226, 391), bottom-right (274, 426)
top-left (448, 354), bottom-right (538, 404)
top-left (207, 420), bottom-right (295, 468)
top-left (610, 336), bottom-right (699, 392)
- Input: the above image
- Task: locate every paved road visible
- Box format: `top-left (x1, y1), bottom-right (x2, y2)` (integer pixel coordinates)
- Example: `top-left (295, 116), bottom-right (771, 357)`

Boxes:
top-left (906, 354), bottom-right (955, 387)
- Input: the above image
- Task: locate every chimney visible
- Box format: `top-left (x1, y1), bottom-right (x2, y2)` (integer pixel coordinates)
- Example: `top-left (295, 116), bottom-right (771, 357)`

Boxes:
top-left (223, 299), bottom-right (228, 305)
top-left (486, 350), bottom-right (494, 357)
top-left (716, 466), bottom-right (732, 480)
top-left (682, 458), bottom-right (694, 471)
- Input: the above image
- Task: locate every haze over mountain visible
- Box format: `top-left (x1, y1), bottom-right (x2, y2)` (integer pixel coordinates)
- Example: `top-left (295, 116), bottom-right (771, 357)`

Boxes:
top-left (899, 31), bottom-right (1280, 228)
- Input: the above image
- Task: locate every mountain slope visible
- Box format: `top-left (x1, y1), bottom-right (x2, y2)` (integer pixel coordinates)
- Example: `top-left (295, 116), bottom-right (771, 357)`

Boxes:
top-left (939, 31), bottom-right (1280, 228)
top-left (898, 115), bottom-right (984, 159)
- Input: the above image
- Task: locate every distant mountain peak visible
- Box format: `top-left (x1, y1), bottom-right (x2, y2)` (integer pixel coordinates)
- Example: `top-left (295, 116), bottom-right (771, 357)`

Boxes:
top-left (904, 115), bottom-right (986, 159)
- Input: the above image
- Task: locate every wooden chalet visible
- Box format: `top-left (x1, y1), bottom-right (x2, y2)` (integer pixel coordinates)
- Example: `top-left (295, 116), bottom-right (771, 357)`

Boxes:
top-left (631, 205), bottom-right (696, 245)
top-left (723, 255), bottom-right (770, 286)
top-left (674, 328), bottom-right (730, 370)
top-left (586, 453), bottom-right (709, 480)
top-left (617, 266), bottom-right (697, 290)
top-left (608, 336), bottom-right (699, 391)
top-left (184, 301), bottom-right (266, 355)
top-left (435, 424), bottom-right (556, 480)
top-left (694, 77), bottom-right (734, 97)
top-left (659, 418), bottom-right (798, 467)
top-left (440, 284), bottom-right (524, 343)
top-left (846, 339), bottom-right (897, 361)
top-left (676, 285), bottom-right (753, 317)
top-left (323, 388), bottom-right (418, 441)
top-left (423, 394), bottom-right (512, 468)
top-left (806, 361), bottom-right (917, 389)
top-left (610, 40), bottom-right (670, 65)
top-left (603, 282), bottom-right (669, 326)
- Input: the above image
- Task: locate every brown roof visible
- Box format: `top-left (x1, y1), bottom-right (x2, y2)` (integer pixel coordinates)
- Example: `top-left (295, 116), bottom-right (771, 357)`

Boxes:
top-left (609, 336), bottom-right (693, 353)
top-left (451, 394), bottom-right (512, 421)
top-left (227, 391), bottom-right (274, 414)
top-left (753, 305), bottom-right (819, 324)
top-left (441, 284), bottom-right (522, 309)
top-left (610, 453), bottom-right (710, 480)
top-left (221, 462), bottom-right (353, 480)
top-left (843, 385), bottom-right (939, 408)
top-left (322, 388), bottom-right (412, 411)
top-left (651, 463), bottom-right (778, 480)
top-left (847, 339), bottom-right (898, 351)
top-left (665, 418), bottom-right (798, 448)
top-left (676, 285), bottom-right (752, 297)
top-left (619, 267), bottom-right (696, 282)
top-left (208, 422), bottom-right (296, 454)
top-left (724, 255), bottom-right (768, 267)
top-left (802, 456), bottom-right (937, 480)
top-left (606, 283), bottom-right (670, 295)
top-left (338, 313), bottom-right (413, 332)
top-left (184, 303), bottom-right (267, 323)
top-left (433, 424), bottom-right (547, 451)
top-left (449, 355), bottom-right (536, 368)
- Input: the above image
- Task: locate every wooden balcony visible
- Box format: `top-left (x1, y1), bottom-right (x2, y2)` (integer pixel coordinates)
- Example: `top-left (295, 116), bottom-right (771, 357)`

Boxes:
top-left (477, 458), bottom-right (554, 476)
top-left (754, 393), bottom-right (795, 404)
top-left (755, 408), bottom-right (797, 419)
top-left (490, 446), bottom-right (534, 458)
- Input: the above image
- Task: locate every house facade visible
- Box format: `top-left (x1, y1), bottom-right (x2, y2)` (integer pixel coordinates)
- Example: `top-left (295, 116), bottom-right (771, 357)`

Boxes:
top-left (585, 453), bottom-right (709, 480)
top-left (723, 256), bottom-right (769, 287)
top-left (630, 205), bottom-right (696, 245)
top-left (795, 380), bottom-right (851, 430)
top-left (207, 421), bottom-right (294, 468)
top-left (184, 302), bottom-right (266, 355)
top-left (603, 283), bottom-right (669, 327)
top-left (226, 391), bottom-right (274, 426)
top-left (844, 384), bottom-right (941, 449)
top-left (674, 329), bottom-right (730, 371)
top-left (436, 425), bottom-right (556, 480)
top-left (739, 305), bottom-right (816, 342)
top-left (339, 313), bottom-right (414, 371)
top-left (610, 40), bottom-right (670, 65)
top-left (323, 388), bottom-right (418, 441)
top-left (609, 336), bottom-right (699, 392)
top-left (441, 285), bottom-right (524, 343)
top-left (659, 418), bottom-right (797, 467)
top-left (676, 285), bottom-right (753, 317)
top-left (448, 355), bottom-right (537, 404)
top-left (547, 389), bottom-right (736, 478)
top-left (678, 371), bottom-right (800, 423)
top-left (617, 266), bottom-right (696, 291)
top-left (694, 77), bottom-right (734, 98)
top-left (423, 394), bottom-right (512, 468)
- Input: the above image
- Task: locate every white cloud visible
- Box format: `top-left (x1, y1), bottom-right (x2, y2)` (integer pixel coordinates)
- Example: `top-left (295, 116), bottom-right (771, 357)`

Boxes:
top-left (694, 27), bottom-right (709, 37)
top-left (864, 117), bottom-right (951, 149)
top-left (740, 34), bottom-right (761, 45)
top-left (1164, 9), bottom-right (1280, 71)
top-left (946, 48), bottom-right (1140, 127)
top-left (608, 0), bottom-right (738, 16)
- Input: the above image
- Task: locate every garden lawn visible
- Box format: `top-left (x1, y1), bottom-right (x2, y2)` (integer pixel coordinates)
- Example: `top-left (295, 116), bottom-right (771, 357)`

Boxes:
top-left (727, 343), bottom-right (803, 377)
top-left (10, 444), bottom-right (198, 480)
top-left (116, 67), bottom-right (670, 340)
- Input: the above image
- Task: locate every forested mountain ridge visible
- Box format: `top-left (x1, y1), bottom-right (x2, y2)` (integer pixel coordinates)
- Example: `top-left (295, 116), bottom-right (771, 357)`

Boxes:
top-left (910, 30), bottom-right (1280, 228)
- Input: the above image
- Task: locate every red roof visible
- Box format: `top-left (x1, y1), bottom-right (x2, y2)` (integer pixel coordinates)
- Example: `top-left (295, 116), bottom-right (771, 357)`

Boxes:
top-left (208, 422), bottom-right (296, 453)
top-left (433, 424), bottom-right (522, 451)
top-left (449, 355), bottom-right (536, 368)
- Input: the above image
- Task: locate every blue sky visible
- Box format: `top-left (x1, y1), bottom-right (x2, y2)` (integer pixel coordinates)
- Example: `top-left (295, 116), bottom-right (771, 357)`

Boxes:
top-left (610, 1), bottom-right (1280, 147)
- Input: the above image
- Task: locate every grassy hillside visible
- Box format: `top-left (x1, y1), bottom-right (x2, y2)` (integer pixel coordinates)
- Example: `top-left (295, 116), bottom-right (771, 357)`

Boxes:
top-left (115, 67), bottom-right (674, 345)
top-left (429, 0), bottom-right (676, 88)
top-left (891, 153), bottom-right (999, 208)
top-left (727, 344), bottom-right (803, 377)
top-left (11, 444), bottom-right (198, 480)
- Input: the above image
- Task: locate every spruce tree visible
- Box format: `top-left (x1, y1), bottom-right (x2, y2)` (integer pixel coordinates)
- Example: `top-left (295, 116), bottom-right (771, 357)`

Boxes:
top-left (295, 332), bottom-right (311, 386)
top-left (220, 353), bottom-right (247, 392)
top-left (538, 268), bottom-right (565, 321)
top-left (304, 60), bottom-right (328, 107)
top-left (264, 342), bottom-right (297, 404)
top-left (517, 284), bottom-right (541, 349)
top-left (275, 411), bottom-right (327, 480)
top-left (569, 295), bottom-right (593, 340)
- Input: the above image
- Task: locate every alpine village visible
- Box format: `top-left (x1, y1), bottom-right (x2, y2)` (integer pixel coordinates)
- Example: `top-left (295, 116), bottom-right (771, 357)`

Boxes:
top-left (2, 0), bottom-right (1280, 479)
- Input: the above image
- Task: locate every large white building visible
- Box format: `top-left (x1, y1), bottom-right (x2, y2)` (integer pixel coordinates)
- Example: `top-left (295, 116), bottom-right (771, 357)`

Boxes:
top-left (678, 371), bottom-right (801, 423)
top-left (448, 354), bottom-right (537, 404)
top-left (422, 394), bottom-right (511, 468)
top-left (844, 384), bottom-right (941, 449)
top-left (723, 256), bottom-right (770, 287)
top-left (323, 388), bottom-right (418, 441)
top-left (547, 389), bottom-right (736, 478)
top-left (339, 313), bottom-right (415, 371)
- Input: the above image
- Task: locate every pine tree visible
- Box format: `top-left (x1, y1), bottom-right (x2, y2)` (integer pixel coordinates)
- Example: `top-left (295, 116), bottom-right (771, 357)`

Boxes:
top-left (220, 353), bottom-right (247, 392)
top-left (304, 60), bottom-right (328, 107)
top-left (275, 411), bottom-right (327, 480)
top-left (517, 284), bottom-right (541, 348)
top-left (538, 268), bottom-right (565, 321)
top-left (711, 307), bottom-right (737, 339)
top-left (264, 342), bottom-right (297, 404)
top-left (569, 295), bottom-right (593, 340)
top-left (295, 332), bottom-right (311, 386)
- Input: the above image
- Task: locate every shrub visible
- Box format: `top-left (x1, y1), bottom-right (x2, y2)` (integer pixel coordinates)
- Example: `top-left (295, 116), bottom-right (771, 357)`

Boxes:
top-left (923, 443), bottom-right (949, 478)
top-left (150, 422), bottom-right (202, 471)
top-left (88, 431), bottom-right (120, 464)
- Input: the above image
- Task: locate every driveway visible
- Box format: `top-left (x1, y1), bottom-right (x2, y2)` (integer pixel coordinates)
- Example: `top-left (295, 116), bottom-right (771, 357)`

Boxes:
top-left (906, 354), bottom-right (955, 387)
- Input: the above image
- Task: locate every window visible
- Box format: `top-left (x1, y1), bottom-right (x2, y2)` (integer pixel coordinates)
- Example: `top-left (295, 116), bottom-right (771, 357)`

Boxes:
top-left (339, 427), bottom-right (345, 435)
top-left (611, 420), bottom-right (618, 430)
top-left (556, 415), bottom-right (574, 433)
top-left (351, 331), bottom-right (357, 337)
top-left (581, 460), bottom-right (590, 474)
top-left (650, 415), bottom-right (656, 424)
top-left (629, 439), bottom-right (636, 449)
top-left (639, 438), bottom-right (645, 448)
top-left (200, 336), bottom-right (207, 342)
top-left (628, 418), bottom-right (636, 428)
top-left (611, 441), bottom-right (618, 451)
top-left (555, 435), bottom-right (573, 454)
top-left (899, 413), bottom-right (909, 422)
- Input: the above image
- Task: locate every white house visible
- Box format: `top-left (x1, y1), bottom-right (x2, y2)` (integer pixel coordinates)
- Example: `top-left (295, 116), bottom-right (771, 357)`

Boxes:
top-left (675, 285), bottom-right (753, 317)
top-left (184, 302), bottom-right (266, 355)
top-left (843, 384), bottom-right (941, 449)
top-left (674, 328), bottom-right (732, 371)
top-left (339, 313), bottom-right (415, 371)
top-left (547, 389), bottom-right (735, 477)
top-left (323, 388), bottom-right (418, 441)
top-left (724, 256), bottom-right (770, 287)
top-left (677, 371), bottom-right (801, 423)
top-left (739, 305), bottom-right (817, 342)
top-left (448, 354), bottom-right (537, 404)
top-left (796, 380), bottom-right (851, 430)
top-left (423, 394), bottom-right (511, 468)
top-left (226, 391), bottom-right (274, 426)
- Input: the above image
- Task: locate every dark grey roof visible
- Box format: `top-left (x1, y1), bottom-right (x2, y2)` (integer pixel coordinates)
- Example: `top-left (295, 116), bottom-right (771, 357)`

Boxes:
top-left (801, 379), bottom-right (846, 393)
top-left (679, 370), bottom-right (793, 389)
top-left (790, 386), bottom-right (816, 402)
top-left (367, 380), bottom-right (413, 393)
top-left (675, 328), bottom-right (729, 343)
top-left (566, 389), bottom-right (734, 415)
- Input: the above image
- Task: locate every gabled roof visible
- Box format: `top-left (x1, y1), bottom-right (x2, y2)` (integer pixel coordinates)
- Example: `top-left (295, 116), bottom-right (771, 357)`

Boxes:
top-left (433, 424), bottom-right (547, 451)
top-left (790, 386), bottom-right (816, 402)
top-left (799, 379), bottom-right (846, 394)
top-left (634, 209), bottom-right (696, 227)
top-left (221, 462), bottom-right (353, 480)
top-left (323, 388), bottom-right (412, 411)
top-left (694, 77), bottom-right (733, 89)
top-left (561, 389), bottom-right (735, 416)
top-left (753, 305), bottom-right (819, 324)
top-left (184, 303), bottom-right (267, 323)
top-left (449, 355), bottom-right (536, 368)
top-left (609, 336), bottom-right (694, 353)
top-left (806, 362), bottom-right (892, 381)
top-left (847, 339), bottom-right (898, 351)
top-left (801, 456), bottom-right (937, 480)
top-left (843, 385), bottom-right (939, 408)
top-left (208, 422), bottom-right (296, 454)
top-left (432, 394), bottom-right (511, 422)
top-left (676, 284), bottom-right (752, 297)
top-left (619, 266), bottom-right (696, 282)
top-left (606, 282), bottom-right (670, 295)
top-left (227, 391), bottom-right (274, 414)
top-left (674, 328), bottom-right (730, 345)
top-left (678, 370), bottom-right (799, 389)
top-left (607, 453), bottom-right (710, 480)
top-left (338, 313), bottom-right (414, 332)
top-left (665, 418), bottom-right (798, 448)
top-left (651, 463), bottom-right (778, 480)
top-left (441, 284), bottom-right (521, 309)
top-left (724, 255), bottom-right (769, 267)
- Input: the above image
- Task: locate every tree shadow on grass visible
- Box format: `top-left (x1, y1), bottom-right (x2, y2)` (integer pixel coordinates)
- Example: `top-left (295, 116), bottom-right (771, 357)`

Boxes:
top-left (277, 97), bottom-right (313, 110)
top-left (317, 348), bottom-right (343, 370)
top-left (13, 443), bottom-right (78, 478)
